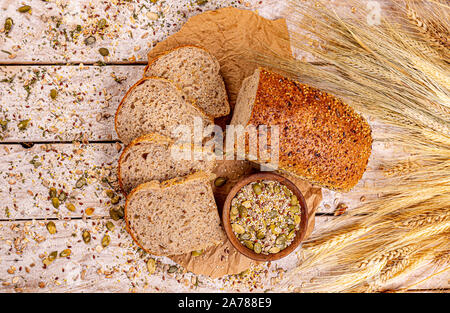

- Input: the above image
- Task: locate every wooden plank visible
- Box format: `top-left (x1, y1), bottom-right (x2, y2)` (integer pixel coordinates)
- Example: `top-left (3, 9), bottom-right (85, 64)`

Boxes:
top-left (0, 143), bottom-right (124, 220)
top-left (0, 217), bottom-right (447, 293)
top-left (0, 0), bottom-right (264, 64)
top-left (0, 65), bottom-right (143, 142)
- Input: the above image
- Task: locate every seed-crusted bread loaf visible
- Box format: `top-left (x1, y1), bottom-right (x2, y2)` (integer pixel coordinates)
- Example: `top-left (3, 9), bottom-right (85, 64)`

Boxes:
top-left (231, 68), bottom-right (372, 192)
top-left (144, 46), bottom-right (230, 118)
top-left (115, 77), bottom-right (213, 145)
top-left (124, 171), bottom-right (226, 256)
top-left (118, 132), bottom-right (216, 194)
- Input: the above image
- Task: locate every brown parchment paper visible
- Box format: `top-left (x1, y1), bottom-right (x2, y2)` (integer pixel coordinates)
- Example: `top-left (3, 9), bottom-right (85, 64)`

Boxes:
top-left (154, 7), bottom-right (322, 278)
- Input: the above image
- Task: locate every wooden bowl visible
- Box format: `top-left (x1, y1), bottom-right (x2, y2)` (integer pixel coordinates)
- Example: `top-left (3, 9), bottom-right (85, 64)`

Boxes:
top-left (222, 172), bottom-right (308, 261)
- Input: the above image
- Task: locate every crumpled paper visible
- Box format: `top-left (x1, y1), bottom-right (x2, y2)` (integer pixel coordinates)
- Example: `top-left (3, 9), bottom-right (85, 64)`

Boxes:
top-left (150, 7), bottom-right (322, 278)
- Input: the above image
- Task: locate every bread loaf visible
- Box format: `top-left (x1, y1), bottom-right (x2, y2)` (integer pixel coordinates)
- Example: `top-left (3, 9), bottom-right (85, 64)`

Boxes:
top-left (231, 68), bottom-right (372, 191)
top-left (118, 132), bottom-right (215, 194)
top-left (124, 171), bottom-right (226, 256)
top-left (144, 46), bottom-right (230, 118)
top-left (115, 77), bottom-right (213, 145)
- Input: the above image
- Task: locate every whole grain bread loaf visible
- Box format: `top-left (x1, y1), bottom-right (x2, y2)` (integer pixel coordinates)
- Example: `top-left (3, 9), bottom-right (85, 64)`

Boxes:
top-left (144, 46), bottom-right (230, 118)
top-left (231, 68), bottom-right (372, 192)
top-left (118, 132), bottom-right (216, 194)
top-left (124, 171), bottom-right (226, 256)
top-left (115, 77), bottom-right (213, 145)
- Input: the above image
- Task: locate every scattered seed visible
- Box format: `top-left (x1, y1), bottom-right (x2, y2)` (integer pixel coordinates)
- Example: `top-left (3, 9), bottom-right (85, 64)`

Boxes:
top-left (168, 265), bottom-right (178, 273)
top-left (49, 89), bottom-right (58, 100)
top-left (109, 208), bottom-right (120, 221)
top-left (105, 189), bottom-right (115, 198)
top-left (106, 221), bottom-right (115, 231)
top-left (85, 207), bottom-right (95, 216)
top-left (101, 234), bottom-right (110, 247)
top-left (82, 230), bottom-right (91, 244)
top-left (66, 202), bottom-right (76, 212)
top-left (99, 48), bottom-right (109, 56)
top-left (110, 195), bottom-right (120, 205)
top-left (18, 5), bottom-right (31, 13)
top-left (46, 221), bottom-right (56, 234)
top-left (51, 197), bottom-right (60, 209)
top-left (17, 119), bottom-right (30, 131)
top-left (75, 177), bottom-right (86, 188)
top-left (4, 18), bottom-right (13, 34)
top-left (191, 250), bottom-right (203, 257)
top-left (48, 251), bottom-right (57, 261)
top-left (214, 177), bottom-right (227, 187)
top-left (58, 191), bottom-right (67, 202)
top-left (84, 35), bottom-right (96, 46)
top-left (147, 258), bottom-right (156, 275)
top-left (98, 18), bottom-right (107, 28)
top-left (59, 249), bottom-right (71, 258)
top-left (196, 0), bottom-right (208, 5)
top-left (49, 187), bottom-right (57, 198)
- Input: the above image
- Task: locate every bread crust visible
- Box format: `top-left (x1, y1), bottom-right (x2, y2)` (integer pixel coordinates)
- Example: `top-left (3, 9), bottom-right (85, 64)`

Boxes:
top-left (123, 171), bottom-right (218, 256)
top-left (243, 68), bottom-right (373, 192)
top-left (114, 76), bottom-right (213, 144)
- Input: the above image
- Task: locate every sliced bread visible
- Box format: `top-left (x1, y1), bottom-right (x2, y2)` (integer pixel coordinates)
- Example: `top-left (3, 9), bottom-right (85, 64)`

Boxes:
top-left (144, 46), bottom-right (230, 118)
top-left (124, 171), bottom-right (226, 256)
top-left (118, 132), bottom-right (216, 194)
top-left (115, 77), bottom-right (213, 145)
top-left (231, 68), bottom-right (373, 192)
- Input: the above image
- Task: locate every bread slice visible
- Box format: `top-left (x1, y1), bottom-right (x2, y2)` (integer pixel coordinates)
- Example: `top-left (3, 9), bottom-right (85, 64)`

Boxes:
top-left (118, 132), bottom-right (216, 194)
top-left (144, 46), bottom-right (230, 118)
top-left (115, 77), bottom-right (213, 145)
top-left (231, 68), bottom-right (373, 192)
top-left (124, 171), bottom-right (226, 256)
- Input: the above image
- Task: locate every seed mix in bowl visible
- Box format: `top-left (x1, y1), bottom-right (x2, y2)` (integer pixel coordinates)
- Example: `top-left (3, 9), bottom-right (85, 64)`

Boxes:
top-left (230, 180), bottom-right (301, 255)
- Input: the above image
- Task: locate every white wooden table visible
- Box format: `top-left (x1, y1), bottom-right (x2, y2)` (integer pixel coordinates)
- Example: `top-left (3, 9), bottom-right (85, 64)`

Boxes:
top-left (0, 0), bottom-right (447, 293)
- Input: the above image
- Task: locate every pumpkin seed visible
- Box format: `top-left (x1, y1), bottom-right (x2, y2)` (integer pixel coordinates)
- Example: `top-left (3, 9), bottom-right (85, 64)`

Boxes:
top-left (82, 230), bottom-right (91, 244)
top-left (283, 186), bottom-right (291, 196)
top-left (117, 206), bottom-right (125, 218)
top-left (238, 205), bottom-right (248, 218)
top-left (240, 232), bottom-right (251, 240)
top-left (58, 191), bottom-right (67, 202)
top-left (290, 205), bottom-right (300, 214)
top-left (18, 5), bottom-right (31, 13)
top-left (4, 18), bottom-right (13, 34)
top-left (84, 35), bottom-right (96, 46)
top-left (230, 206), bottom-right (239, 216)
top-left (49, 187), bottom-right (57, 198)
top-left (99, 47), bottom-right (109, 56)
top-left (274, 185), bottom-right (280, 193)
top-left (111, 195), bottom-right (120, 205)
top-left (196, 0), bottom-right (208, 5)
top-left (276, 234), bottom-right (287, 246)
top-left (290, 194), bottom-right (298, 205)
top-left (109, 208), bottom-right (120, 221)
top-left (168, 265), bottom-right (178, 273)
top-left (50, 89), bottom-right (58, 100)
top-left (105, 189), bottom-right (115, 198)
top-left (66, 202), bottom-right (76, 212)
top-left (288, 224), bottom-right (295, 231)
top-left (252, 183), bottom-right (262, 195)
top-left (51, 197), bottom-right (60, 208)
top-left (46, 221), bottom-right (56, 234)
top-left (101, 234), bottom-right (110, 247)
top-left (0, 119), bottom-right (8, 131)
top-left (256, 230), bottom-right (265, 239)
top-left (241, 200), bottom-right (251, 208)
top-left (287, 230), bottom-right (296, 240)
top-left (59, 249), bottom-right (71, 257)
top-left (268, 247), bottom-right (280, 254)
top-left (191, 250), bottom-right (203, 257)
top-left (17, 119), bottom-right (30, 131)
top-left (243, 240), bottom-right (254, 249)
top-left (98, 18), bottom-right (107, 28)
top-left (294, 215), bottom-right (301, 225)
top-left (48, 251), bottom-right (58, 261)
top-left (106, 221), bottom-right (115, 231)
top-left (232, 223), bottom-right (245, 235)
top-left (214, 177), bottom-right (227, 187)
top-left (75, 177), bottom-right (86, 188)
top-left (85, 207), bottom-right (95, 216)
top-left (146, 258), bottom-right (156, 275)
top-left (253, 242), bottom-right (262, 254)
